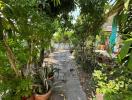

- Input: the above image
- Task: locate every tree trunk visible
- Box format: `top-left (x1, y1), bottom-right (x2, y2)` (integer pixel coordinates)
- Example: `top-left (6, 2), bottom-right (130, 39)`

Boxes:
top-left (38, 48), bottom-right (44, 67)
top-left (3, 35), bottom-right (20, 77)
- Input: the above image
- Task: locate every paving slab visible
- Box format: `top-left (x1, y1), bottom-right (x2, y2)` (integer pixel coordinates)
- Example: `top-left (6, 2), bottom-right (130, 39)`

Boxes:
top-left (49, 50), bottom-right (87, 100)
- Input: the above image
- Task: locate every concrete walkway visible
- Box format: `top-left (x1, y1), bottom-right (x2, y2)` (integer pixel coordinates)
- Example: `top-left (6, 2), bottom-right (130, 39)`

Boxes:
top-left (47, 50), bottom-right (87, 100)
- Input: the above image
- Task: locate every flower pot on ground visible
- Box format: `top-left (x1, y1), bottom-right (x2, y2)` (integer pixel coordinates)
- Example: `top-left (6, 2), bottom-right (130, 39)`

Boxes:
top-left (28, 89), bottom-right (52, 100)
top-left (31, 63), bottom-right (55, 100)
top-left (99, 45), bottom-right (106, 50)
top-left (34, 89), bottom-right (52, 100)
top-left (31, 76), bottom-right (52, 100)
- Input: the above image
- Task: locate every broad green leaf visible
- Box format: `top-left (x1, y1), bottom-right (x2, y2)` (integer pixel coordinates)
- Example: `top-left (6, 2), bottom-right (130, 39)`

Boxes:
top-left (127, 50), bottom-right (132, 71)
top-left (119, 38), bottom-right (132, 61)
top-left (124, 0), bottom-right (130, 10)
top-left (0, 1), bottom-right (5, 10)
top-left (52, 0), bottom-right (60, 6)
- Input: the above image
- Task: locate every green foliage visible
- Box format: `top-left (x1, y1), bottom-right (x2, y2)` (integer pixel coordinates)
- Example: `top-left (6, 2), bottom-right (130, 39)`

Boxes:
top-left (0, 0), bottom-right (77, 98)
top-left (73, 0), bottom-right (109, 72)
top-left (0, 0), bottom-right (59, 98)
top-left (118, 39), bottom-right (132, 60)
top-left (93, 70), bottom-right (119, 94)
top-left (52, 0), bottom-right (61, 6)
top-left (100, 33), bottom-right (107, 45)
top-left (93, 1), bottom-right (132, 99)
top-left (104, 92), bottom-right (132, 100)
top-left (118, 38), bottom-right (132, 70)
top-left (75, 0), bottom-right (109, 38)
top-left (93, 67), bottom-right (132, 100)
top-left (53, 29), bottom-right (74, 43)
top-left (1, 77), bottom-right (32, 100)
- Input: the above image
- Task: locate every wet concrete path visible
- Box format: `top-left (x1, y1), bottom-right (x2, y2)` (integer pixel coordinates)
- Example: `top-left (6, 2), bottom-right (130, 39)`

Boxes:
top-left (47, 50), bottom-right (87, 100)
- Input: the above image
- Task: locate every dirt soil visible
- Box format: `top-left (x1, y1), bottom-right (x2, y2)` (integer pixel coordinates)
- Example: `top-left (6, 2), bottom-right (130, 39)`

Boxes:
top-left (77, 67), bottom-right (95, 100)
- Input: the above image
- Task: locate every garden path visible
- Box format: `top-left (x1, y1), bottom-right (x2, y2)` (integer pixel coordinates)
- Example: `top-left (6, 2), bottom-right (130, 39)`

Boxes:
top-left (45, 49), bottom-right (87, 100)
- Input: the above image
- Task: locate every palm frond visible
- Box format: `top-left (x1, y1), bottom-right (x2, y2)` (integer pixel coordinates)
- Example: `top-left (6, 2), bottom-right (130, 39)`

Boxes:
top-left (106, 0), bottom-right (124, 17)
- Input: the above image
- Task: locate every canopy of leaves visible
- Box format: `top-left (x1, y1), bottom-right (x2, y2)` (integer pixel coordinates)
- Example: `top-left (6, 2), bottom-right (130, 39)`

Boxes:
top-left (0, 0), bottom-right (63, 98)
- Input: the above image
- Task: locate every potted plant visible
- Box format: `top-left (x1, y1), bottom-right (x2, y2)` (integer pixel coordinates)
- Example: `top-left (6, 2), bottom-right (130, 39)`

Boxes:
top-left (32, 75), bottom-right (52, 100)
top-left (30, 63), bottom-right (55, 100)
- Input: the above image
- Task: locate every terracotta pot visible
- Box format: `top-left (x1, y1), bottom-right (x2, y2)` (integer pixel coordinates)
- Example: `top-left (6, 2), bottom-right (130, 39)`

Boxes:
top-left (29, 95), bottom-right (35, 100)
top-left (28, 90), bottom-right (52, 100)
top-left (100, 45), bottom-right (105, 50)
top-left (34, 90), bottom-right (52, 100)
top-left (22, 96), bottom-right (28, 100)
